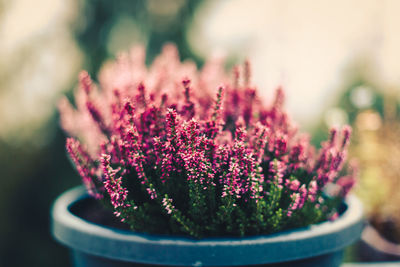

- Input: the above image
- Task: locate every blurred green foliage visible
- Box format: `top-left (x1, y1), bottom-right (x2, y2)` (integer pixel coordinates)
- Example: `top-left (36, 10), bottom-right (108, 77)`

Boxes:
top-left (74, 0), bottom-right (203, 77)
top-left (0, 1), bottom-right (202, 266)
top-left (311, 78), bottom-right (386, 147)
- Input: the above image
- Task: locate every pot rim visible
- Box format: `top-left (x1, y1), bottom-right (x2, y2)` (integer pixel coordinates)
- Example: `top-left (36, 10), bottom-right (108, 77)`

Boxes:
top-left (51, 186), bottom-right (364, 266)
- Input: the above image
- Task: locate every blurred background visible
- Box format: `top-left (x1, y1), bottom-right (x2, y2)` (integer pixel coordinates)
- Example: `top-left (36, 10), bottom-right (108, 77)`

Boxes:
top-left (0, 0), bottom-right (400, 266)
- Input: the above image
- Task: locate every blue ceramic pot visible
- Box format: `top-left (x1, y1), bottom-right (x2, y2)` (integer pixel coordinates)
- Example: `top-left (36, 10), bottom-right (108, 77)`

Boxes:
top-left (51, 186), bottom-right (364, 267)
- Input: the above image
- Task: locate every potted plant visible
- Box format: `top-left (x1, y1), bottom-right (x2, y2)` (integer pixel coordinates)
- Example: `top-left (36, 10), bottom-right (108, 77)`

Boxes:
top-left (351, 108), bottom-right (400, 262)
top-left (52, 45), bottom-right (363, 266)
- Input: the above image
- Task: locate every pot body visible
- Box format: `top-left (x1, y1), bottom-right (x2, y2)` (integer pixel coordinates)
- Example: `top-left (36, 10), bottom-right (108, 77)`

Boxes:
top-left (356, 224), bottom-right (400, 262)
top-left (70, 250), bottom-right (344, 267)
top-left (51, 186), bottom-right (364, 267)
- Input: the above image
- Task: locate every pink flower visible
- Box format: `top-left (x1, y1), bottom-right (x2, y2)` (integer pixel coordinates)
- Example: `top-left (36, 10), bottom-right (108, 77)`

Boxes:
top-left (60, 44), bottom-right (356, 236)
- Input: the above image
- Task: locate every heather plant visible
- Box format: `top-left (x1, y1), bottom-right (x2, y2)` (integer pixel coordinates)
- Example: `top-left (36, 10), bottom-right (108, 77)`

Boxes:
top-left (59, 45), bottom-right (357, 238)
top-left (352, 108), bottom-right (400, 243)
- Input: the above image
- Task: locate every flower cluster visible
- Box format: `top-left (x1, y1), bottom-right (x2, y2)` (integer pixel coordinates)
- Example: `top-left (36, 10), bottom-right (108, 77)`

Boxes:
top-left (59, 45), bottom-right (356, 237)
